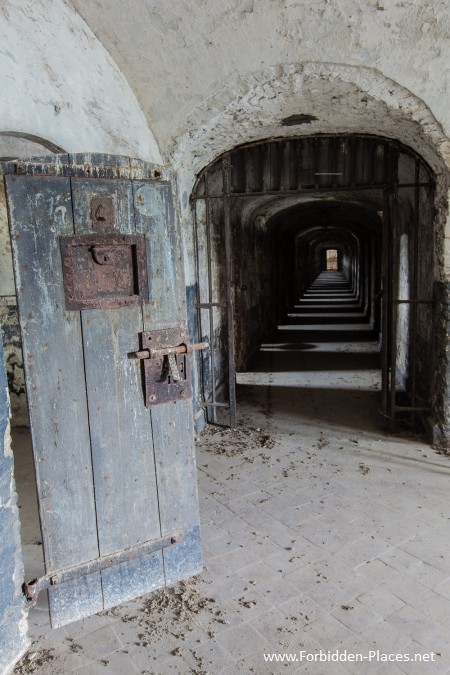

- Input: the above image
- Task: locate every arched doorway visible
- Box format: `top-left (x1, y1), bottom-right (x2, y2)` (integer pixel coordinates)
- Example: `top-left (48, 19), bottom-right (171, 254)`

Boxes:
top-left (190, 135), bottom-right (437, 437)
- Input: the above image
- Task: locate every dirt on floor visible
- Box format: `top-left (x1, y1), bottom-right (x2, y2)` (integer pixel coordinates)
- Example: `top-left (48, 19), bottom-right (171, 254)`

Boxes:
top-left (14, 577), bottom-right (229, 675)
top-left (198, 425), bottom-right (276, 458)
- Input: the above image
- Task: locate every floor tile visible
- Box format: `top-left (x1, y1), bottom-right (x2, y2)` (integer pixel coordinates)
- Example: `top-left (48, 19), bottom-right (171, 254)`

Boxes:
top-left (13, 347), bottom-right (450, 675)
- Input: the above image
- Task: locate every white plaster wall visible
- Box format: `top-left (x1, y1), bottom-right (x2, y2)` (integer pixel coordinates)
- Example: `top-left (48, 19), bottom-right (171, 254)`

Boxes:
top-left (172, 63), bottom-right (449, 175)
top-left (69, 0), bottom-right (450, 154)
top-left (0, 0), bottom-right (161, 163)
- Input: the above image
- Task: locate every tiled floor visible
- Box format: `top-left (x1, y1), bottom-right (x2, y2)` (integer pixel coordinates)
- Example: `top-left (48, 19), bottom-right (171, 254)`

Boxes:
top-left (14, 332), bottom-right (450, 674)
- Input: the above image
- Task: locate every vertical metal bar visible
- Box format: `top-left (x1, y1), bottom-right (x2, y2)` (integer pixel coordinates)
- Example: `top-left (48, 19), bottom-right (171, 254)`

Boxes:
top-left (204, 172), bottom-right (217, 423)
top-left (296, 139), bottom-right (303, 191)
top-left (281, 140), bottom-right (289, 191)
top-left (410, 159), bottom-right (420, 428)
top-left (389, 184), bottom-right (398, 431)
top-left (262, 143), bottom-right (269, 193)
top-left (222, 154), bottom-right (237, 428)
top-left (384, 143), bottom-right (400, 432)
top-left (244, 148), bottom-right (250, 194)
top-left (381, 190), bottom-right (390, 420)
top-left (349, 137), bottom-right (356, 187)
top-left (370, 231), bottom-right (377, 326)
top-left (192, 197), bottom-right (207, 417)
top-left (330, 137), bottom-right (337, 189)
top-left (268, 142), bottom-right (273, 192)
top-left (314, 137), bottom-right (320, 189)
top-left (383, 141), bottom-right (389, 185)
top-left (368, 139), bottom-right (375, 186)
top-left (285, 143), bottom-right (291, 189)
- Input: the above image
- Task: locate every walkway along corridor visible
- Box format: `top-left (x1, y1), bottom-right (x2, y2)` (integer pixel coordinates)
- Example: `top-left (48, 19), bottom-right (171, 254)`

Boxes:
top-left (16, 271), bottom-right (450, 673)
top-left (237, 267), bottom-right (380, 430)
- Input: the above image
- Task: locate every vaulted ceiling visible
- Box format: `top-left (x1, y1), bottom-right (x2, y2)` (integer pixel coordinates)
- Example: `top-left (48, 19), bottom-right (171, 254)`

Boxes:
top-left (69, 0), bottom-right (449, 167)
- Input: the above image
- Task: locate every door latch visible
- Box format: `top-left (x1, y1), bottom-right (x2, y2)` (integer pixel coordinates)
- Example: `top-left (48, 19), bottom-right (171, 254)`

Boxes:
top-left (130, 327), bottom-right (208, 406)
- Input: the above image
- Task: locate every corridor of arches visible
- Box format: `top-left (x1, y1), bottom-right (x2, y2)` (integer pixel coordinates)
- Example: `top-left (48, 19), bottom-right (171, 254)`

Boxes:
top-left (190, 135), bottom-right (439, 442)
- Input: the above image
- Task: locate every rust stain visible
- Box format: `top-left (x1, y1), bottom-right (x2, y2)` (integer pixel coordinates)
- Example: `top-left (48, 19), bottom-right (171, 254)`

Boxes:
top-left (90, 196), bottom-right (115, 232)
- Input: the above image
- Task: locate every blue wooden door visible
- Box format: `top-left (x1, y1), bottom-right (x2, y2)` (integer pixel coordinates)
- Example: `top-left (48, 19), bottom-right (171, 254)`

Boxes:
top-left (5, 155), bottom-right (201, 627)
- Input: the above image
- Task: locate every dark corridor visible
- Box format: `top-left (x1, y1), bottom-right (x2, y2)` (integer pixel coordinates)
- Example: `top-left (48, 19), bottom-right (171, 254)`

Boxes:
top-left (191, 135), bottom-right (437, 437)
top-left (237, 269), bottom-right (381, 434)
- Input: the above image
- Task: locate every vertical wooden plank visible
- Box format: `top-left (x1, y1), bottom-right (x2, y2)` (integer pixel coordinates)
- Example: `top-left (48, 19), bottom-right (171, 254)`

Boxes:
top-left (135, 182), bottom-right (185, 328)
top-left (134, 181), bottom-right (202, 584)
top-left (6, 176), bottom-right (103, 626)
top-left (71, 178), bottom-right (165, 609)
top-left (150, 401), bottom-right (202, 584)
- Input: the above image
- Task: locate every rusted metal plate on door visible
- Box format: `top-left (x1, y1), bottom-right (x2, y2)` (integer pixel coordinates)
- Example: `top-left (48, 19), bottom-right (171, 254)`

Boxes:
top-left (60, 233), bottom-right (148, 310)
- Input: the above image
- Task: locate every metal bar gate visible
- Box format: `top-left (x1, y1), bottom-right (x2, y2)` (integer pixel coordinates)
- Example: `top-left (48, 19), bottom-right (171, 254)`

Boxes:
top-left (191, 136), bottom-right (435, 434)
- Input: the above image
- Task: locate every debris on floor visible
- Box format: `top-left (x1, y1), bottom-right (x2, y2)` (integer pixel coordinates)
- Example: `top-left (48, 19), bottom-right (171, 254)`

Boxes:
top-left (105, 578), bottom-right (225, 644)
top-left (198, 425), bottom-right (276, 458)
top-left (14, 649), bottom-right (55, 674)
top-left (12, 316), bottom-right (450, 673)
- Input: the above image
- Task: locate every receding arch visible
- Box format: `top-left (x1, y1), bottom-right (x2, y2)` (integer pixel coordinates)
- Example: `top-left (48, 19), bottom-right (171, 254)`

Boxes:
top-left (172, 63), bottom-right (449, 178)
top-left (189, 133), bottom-right (444, 441)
